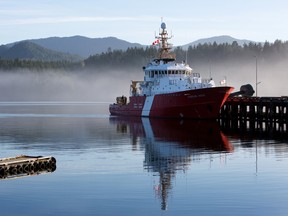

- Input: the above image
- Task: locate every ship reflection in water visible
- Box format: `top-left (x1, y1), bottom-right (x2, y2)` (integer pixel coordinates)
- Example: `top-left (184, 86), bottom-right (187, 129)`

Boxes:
top-left (110, 117), bottom-right (233, 210)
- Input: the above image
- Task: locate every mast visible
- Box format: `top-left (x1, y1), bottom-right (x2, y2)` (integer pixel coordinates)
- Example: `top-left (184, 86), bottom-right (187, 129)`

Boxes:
top-left (155, 22), bottom-right (176, 61)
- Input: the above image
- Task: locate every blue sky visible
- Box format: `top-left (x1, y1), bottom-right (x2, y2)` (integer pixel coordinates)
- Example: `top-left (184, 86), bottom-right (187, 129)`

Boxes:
top-left (1, 0), bottom-right (288, 46)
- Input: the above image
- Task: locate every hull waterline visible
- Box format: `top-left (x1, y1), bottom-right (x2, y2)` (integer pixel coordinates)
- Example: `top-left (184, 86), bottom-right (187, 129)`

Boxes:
top-left (110, 86), bottom-right (233, 119)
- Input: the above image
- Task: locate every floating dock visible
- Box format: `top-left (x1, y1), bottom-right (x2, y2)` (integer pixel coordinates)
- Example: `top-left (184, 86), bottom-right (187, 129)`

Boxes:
top-left (0, 155), bottom-right (56, 179)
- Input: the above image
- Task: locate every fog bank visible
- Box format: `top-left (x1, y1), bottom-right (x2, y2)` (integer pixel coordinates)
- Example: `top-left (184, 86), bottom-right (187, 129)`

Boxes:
top-left (0, 70), bottom-right (142, 102)
top-left (0, 59), bottom-right (287, 102)
top-left (191, 59), bottom-right (288, 97)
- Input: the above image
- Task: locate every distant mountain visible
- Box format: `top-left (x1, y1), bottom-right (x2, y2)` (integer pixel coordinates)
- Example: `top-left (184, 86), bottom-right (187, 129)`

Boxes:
top-left (2, 35), bottom-right (260, 62)
top-left (0, 41), bottom-right (81, 62)
top-left (0, 45), bottom-right (8, 57)
top-left (29, 36), bottom-right (143, 58)
top-left (182, 35), bottom-right (256, 49)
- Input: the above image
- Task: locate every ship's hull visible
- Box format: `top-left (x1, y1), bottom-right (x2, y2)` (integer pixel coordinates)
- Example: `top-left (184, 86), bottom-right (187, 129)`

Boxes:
top-left (109, 86), bottom-right (233, 119)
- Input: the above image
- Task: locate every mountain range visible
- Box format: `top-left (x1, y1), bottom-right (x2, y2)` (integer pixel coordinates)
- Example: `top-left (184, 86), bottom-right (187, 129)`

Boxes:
top-left (182, 35), bottom-right (255, 49)
top-left (0, 35), bottom-right (257, 62)
top-left (0, 41), bottom-right (81, 62)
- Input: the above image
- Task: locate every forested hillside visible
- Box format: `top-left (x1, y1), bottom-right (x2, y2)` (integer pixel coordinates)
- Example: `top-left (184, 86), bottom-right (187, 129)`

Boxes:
top-left (1, 40), bottom-right (288, 72)
top-left (84, 40), bottom-right (288, 70)
top-left (0, 41), bottom-right (81, 62)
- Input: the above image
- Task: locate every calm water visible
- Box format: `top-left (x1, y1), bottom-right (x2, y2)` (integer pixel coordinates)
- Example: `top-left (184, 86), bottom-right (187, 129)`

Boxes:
top-left (0, 102), bottom-right (288, 216)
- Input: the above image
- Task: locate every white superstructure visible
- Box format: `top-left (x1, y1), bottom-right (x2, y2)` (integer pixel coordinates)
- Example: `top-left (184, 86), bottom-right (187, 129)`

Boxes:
top-left (130, 22), bottom-right (215, 97)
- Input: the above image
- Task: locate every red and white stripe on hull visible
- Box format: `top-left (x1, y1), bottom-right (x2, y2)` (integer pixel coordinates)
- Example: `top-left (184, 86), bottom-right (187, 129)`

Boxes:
top-left (141, 95), bottom-right (155, 116)
top-left (109, 86), bottom-right (233, 119)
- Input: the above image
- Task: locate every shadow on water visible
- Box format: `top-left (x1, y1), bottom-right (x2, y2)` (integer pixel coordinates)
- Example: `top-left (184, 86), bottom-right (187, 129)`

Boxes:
top-left (110, 117), bottom-right (233, 210)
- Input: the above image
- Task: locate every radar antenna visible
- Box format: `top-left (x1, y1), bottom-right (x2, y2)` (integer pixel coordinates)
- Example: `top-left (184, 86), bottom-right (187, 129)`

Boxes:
top-left (155, 21), bottom-right (175, 61)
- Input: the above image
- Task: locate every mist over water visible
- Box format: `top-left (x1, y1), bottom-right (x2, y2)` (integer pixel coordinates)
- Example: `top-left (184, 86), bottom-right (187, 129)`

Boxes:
top-left (0, 69), bottom-right (142, 102)
top-left (191, 59), bottom-right (288, 96)
top-left (0, 58), bottom-right (287, 102)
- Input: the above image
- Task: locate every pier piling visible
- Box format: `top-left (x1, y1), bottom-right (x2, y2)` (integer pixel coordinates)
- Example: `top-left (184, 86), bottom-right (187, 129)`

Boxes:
top-left (219, 97), bottom-right (288, 133)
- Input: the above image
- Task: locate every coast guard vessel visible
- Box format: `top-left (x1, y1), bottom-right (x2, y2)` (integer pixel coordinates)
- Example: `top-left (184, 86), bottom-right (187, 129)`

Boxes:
top-left (109, 22), bottom-right (233, 119)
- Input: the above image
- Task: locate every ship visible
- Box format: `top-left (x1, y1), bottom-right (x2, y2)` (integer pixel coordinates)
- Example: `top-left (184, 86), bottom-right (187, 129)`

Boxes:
top-left (109, 22), bottom-right (234, 119)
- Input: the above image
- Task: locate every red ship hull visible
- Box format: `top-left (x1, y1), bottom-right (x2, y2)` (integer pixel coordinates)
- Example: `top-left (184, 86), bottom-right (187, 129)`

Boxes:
top-left (110, 86), bottom-right (233, 119)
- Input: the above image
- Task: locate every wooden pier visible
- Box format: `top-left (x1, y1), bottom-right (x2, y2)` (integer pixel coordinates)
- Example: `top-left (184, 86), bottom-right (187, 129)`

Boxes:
top-left (219, 97), bottom-right (288, 133)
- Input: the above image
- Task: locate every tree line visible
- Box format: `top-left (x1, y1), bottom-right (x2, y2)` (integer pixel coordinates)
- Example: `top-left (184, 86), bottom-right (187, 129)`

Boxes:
top-left (84, 40), bottom-right (288, 70)
top-left (0, 58), bottom-right (82, 71)
top-left (1, 40), bottom-right (288, 72)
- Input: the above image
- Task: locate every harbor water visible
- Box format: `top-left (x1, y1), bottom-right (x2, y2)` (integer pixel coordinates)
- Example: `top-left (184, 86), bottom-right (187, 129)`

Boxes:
top-left (0, 102), bottom-right (288, 216)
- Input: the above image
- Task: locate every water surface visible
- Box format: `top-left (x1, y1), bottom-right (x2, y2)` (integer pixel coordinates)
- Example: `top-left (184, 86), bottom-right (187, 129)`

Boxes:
top-left (0, 102), bottom-right (288, 216)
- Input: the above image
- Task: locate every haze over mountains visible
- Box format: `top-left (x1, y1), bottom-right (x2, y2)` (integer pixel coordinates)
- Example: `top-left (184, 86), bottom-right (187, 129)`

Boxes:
top-left (0, 35), bottom-right (257, 61)
top-left (30, 36), bottom-right (143, 58)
